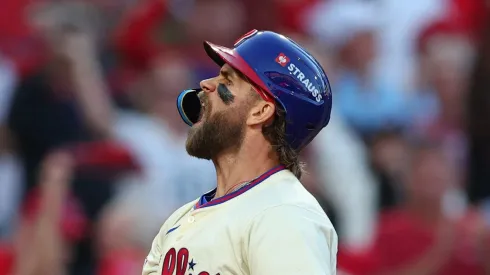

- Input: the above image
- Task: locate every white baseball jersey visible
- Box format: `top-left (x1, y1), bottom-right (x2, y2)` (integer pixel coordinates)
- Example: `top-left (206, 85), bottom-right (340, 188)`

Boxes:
top-left (142, 165), bottom-right (338, 275)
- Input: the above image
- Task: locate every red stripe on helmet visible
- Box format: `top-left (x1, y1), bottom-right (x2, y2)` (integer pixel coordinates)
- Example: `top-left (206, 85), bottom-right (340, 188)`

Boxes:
top-left (233, 29), bottom-right (258, 47)
top-left (204, 41), bottom-right (274, 103)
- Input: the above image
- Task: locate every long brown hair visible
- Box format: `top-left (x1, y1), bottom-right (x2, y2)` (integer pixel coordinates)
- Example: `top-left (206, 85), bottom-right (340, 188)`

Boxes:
top-left (238, 69), bottom-right (305, 179)
top-left (262, 107), bottom-right (305, 179)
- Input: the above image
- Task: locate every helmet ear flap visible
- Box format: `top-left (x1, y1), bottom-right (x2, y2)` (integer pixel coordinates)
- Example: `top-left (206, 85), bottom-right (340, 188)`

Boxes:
top-left (177, 89), bottom-right (202, 126)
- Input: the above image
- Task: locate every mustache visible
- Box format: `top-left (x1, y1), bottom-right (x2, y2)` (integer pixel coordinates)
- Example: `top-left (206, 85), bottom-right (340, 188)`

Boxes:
top-left (198, 92), bottom-right (211, 119)
top-left (198, 92), bottom-right (208, 106)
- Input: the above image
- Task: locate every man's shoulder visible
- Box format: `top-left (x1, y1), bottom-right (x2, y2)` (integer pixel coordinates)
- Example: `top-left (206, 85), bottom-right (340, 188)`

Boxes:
top-left (170, 199), bottom-right (199, 219)
top-left (254, 202), bottom-right (334, 230)
top-left (233, 170), bottom-right (333, 232)
top-left (249, 170), bottom-right (326, 214)
top-left (244, 203), bottom-right (338, 256)
top-left (159, 199), bottom-right (199, 233)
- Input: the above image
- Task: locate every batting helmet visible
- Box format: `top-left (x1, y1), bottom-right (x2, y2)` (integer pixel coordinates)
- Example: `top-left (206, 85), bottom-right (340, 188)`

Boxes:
top-left (177, 29), bottom-right (332, 151)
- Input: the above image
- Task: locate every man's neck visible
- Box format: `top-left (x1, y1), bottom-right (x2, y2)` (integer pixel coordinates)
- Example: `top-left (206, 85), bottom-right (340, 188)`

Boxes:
top-left (213, 140), bottom-right (280, 198)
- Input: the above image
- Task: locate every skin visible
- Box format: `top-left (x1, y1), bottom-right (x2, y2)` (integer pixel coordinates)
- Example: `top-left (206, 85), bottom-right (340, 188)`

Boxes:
top-left (185, 64), bottom-right (280, 198)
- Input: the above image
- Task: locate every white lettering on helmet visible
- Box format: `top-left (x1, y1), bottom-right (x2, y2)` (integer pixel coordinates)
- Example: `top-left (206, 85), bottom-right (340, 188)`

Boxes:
top-left (287, 63), bottom-right (323, 102)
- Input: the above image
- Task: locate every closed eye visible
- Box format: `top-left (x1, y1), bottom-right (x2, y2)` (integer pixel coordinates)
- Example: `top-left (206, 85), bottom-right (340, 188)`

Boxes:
top-left (219, 75), bottom-right (233, 87)
top-left (219, 68), bottom-right (236, 86)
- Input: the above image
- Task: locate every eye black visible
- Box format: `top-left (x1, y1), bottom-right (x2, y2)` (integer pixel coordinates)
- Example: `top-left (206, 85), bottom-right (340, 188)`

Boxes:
top-left (217, 83), bottom-right (235, 105)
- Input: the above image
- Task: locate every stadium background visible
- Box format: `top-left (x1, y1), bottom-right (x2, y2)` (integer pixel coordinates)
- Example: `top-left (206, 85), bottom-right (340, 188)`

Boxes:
top-left (0, 0), bottom-right (490, 274)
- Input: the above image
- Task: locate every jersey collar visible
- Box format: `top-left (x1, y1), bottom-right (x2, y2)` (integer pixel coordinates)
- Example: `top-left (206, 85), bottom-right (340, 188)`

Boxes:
top-left (194, 165), bottom-right (285, 209)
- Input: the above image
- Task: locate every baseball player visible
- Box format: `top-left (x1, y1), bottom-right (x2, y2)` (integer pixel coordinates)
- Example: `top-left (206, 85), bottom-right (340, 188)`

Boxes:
top-left (142, 29), bottom-right (337, 275)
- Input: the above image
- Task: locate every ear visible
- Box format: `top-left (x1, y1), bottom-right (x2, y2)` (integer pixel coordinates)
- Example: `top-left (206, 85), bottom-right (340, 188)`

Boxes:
top-left (246, 101), bottom-right (275, 126)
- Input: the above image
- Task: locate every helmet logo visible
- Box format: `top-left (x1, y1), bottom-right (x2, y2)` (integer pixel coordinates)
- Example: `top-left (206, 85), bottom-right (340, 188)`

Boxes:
top-left (275, 53), bottom-right (290, 67)
top-left (287, 63), bottom-right (323, 103)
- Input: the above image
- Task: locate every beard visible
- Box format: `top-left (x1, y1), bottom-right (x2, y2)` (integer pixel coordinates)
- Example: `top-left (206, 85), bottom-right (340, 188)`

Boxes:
top-left (185, 104), bottom-right (246, 160)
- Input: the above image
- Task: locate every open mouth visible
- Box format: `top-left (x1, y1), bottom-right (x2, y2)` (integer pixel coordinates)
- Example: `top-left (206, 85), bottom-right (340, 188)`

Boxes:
top-left (177, 88), bottom-right (209, 126)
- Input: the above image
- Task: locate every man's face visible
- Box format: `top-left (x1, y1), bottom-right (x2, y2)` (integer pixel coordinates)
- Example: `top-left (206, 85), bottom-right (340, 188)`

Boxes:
top-left (185, 64), bottom-right (258, 160)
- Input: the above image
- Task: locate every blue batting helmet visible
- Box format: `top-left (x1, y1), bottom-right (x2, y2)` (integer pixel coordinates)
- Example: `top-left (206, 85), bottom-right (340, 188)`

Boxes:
top-left (177, 29), bottom-right (332, 151)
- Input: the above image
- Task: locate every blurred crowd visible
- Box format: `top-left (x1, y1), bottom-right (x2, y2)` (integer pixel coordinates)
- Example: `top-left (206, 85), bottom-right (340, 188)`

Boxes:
top-left (0, 0), bottom-right (490, 274)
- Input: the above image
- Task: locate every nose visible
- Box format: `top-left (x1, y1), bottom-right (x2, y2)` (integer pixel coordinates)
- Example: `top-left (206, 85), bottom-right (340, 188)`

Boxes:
top-left (200, 78), bottom-right (217, 93)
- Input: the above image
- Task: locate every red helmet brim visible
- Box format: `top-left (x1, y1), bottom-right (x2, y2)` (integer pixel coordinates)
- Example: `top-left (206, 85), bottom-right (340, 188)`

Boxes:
top-left (203, 41), bottom-right (274, 102)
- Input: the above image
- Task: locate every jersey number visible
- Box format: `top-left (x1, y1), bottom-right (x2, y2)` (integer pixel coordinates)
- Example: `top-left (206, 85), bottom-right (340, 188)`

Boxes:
top-left (161, 248), bottom-right (211, 275)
